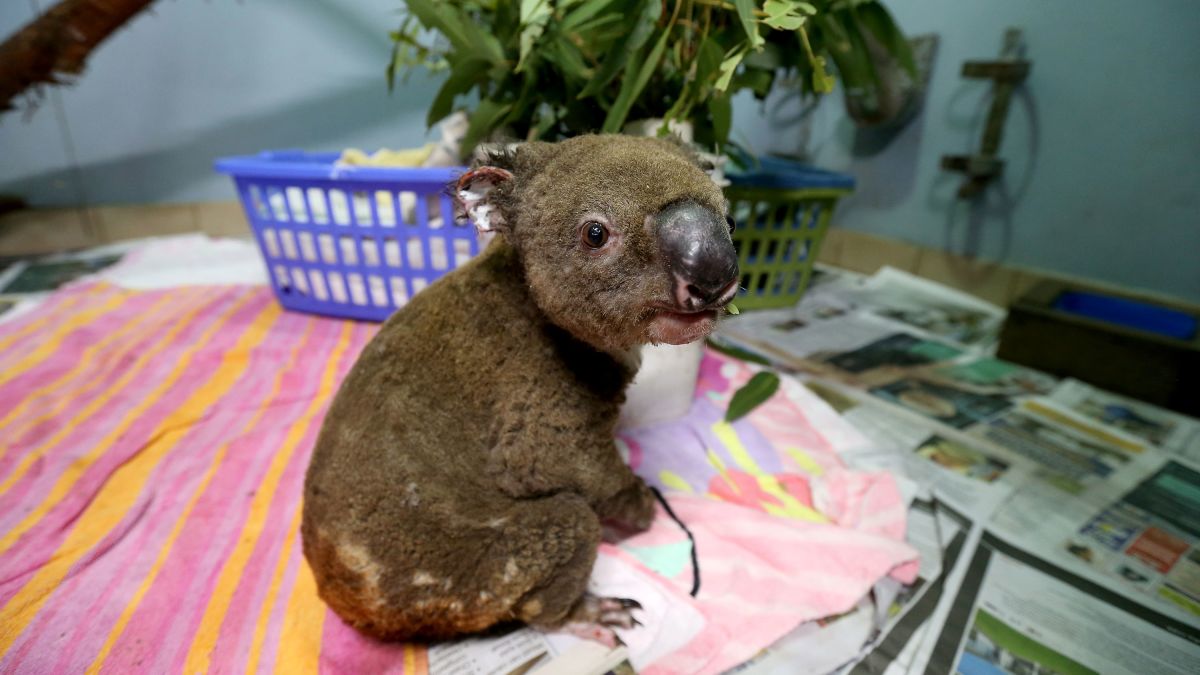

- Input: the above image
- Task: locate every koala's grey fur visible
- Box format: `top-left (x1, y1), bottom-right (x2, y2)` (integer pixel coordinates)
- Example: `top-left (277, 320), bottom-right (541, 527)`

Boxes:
top-left (301, 135), bottom-right (729, 640)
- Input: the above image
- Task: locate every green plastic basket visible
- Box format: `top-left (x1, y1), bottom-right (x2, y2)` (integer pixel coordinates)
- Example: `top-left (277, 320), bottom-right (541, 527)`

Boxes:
top-left (723, 163), bottom-right (854, 310)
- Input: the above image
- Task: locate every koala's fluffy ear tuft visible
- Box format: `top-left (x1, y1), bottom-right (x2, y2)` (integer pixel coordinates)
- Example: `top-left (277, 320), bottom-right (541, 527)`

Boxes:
top-left (455, 142), bottom-right (559, 233)
top-left (455, 166), bottom-right (513, 233)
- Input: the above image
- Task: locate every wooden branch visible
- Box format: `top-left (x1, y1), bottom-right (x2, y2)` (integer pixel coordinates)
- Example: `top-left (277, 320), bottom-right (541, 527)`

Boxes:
top-left (0, 0), bottom-right (158, 112)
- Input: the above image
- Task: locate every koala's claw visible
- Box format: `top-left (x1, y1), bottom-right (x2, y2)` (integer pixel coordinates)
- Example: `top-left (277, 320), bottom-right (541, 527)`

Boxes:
top-left (567, 593), bottom-right (645, 634)
top-left (559, 595), bottom-right (644, 646)
top-left (599, 610), bottom-right (641, 629)
top-left (612, 597), bottom-right (642, 610)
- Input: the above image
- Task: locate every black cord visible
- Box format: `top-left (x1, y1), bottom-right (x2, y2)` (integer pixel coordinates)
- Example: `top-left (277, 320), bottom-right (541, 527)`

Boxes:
top-left (650, 486), bottom-right (700, 598)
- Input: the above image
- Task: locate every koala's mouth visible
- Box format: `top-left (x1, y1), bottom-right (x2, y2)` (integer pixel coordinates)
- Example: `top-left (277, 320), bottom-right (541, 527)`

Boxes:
top-left (645, 280), bottom-right (738, 345)
top-left (646, 308), bottom-right (720, 346)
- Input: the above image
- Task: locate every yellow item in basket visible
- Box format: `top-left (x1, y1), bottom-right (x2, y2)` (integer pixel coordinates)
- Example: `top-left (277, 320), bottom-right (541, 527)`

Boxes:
top-left (337, 145), bottom-right (435, 167)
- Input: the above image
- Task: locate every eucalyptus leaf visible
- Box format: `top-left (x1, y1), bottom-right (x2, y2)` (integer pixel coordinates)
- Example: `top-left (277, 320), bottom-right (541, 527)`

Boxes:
top-left (578, 0), bottom-right (662, 99)
top-left (601, 27), bottom-right (670, 132)
top-left (733, 0), bottom-right (764, 48)
top-left (764, 14), bottom-right (807, 31)
top-left (695, 36), bottom-right (724, 82)
top-left (707, 94), bottom-right (732, 149)
top-left (404, 0), bottom-right (505, 65)
top-left (561, 0), bottom-right (622, 31)
top-left (517, 0), bottom-right (553, 72)
top-left (742, 42), bottom-right (784, 70)
top-left (836, 7), bottom-right (881, 91)
top-left (549, 35), bottom-right (592, 83)
top-left (812, 55), bottom-right (836, 94)
top-left (462, 99), bottom-right (514, 156)
top-left (764, 0), bottom-right (792, 18)
top-left (714, 47), bottom-right (748, 93)
top-left (725, 371), bottom-right (781, 423)
top-left (427, 57), bottom-right (490, 128)
top-left (569, 12), bottom-right (625, 35)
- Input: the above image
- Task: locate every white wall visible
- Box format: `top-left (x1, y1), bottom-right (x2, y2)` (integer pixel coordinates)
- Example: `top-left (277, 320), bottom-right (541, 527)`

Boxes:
top-left (733, 0), bottom-right (1200, 302)
top-left (0, 0), bottom-right (440, 204)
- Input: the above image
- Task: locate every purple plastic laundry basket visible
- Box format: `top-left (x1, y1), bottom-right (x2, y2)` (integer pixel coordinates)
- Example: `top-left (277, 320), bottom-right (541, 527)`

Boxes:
top-left (215, 150), bottom-right (475, 322)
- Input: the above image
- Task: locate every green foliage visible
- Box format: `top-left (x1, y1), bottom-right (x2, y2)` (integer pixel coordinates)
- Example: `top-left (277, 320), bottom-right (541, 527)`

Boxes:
top-left (390, 0), bottom-right (914, 153)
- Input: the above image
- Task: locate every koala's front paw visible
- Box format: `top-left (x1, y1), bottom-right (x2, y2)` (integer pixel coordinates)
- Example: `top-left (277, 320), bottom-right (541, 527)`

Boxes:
top-left (602, 478), bottom-right (657, 532)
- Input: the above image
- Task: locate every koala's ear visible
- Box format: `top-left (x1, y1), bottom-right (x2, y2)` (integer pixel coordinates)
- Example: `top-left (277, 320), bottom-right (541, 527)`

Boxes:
top-left (455, 141), bottom-right (559, 232)
top-left (455, 166), bottom-right (513, 233)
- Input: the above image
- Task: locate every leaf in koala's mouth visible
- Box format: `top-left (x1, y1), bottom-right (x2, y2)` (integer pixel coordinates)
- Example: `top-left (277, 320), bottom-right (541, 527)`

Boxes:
top-left (726, 302), bottom-right (740, 315)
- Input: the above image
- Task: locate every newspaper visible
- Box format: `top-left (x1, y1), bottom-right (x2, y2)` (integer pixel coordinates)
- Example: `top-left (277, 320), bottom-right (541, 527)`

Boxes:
top-left (924, 532), bottom-right (1200, 675)
top-left (1062, 460), bottom-right (1200, 619)
top-left (428, 629), bottom-right (552, 675)
top-left (718, 266), bottom-right (1004, 375)
top-left (804, 380), bottom-right (1016, 520)
top-left (1048, 379), bottom-right (1200, 463)
top-left (718, 265), bottom-right (1200, 674)
top-left (849, 267), bottom-right (1005, 351)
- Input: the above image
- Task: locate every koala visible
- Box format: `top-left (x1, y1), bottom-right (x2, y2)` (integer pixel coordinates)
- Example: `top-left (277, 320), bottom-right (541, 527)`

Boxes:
top-left (301, 134), bottom-right (739, 643)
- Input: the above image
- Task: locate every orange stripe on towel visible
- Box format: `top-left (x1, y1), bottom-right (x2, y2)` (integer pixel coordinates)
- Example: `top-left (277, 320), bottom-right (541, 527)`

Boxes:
top-left (276, 556), bottom-right (328, 674)
top-left (0, 289), bottom-right (197, 440)
top-left (0, 299), bottom-right (281, 656)
top-left (0, 289), bottom-right (244, 532)
top-left (85, 317), bottom-right (317, 675)
top-left (244, 503), bottom-right (304, 674)
top-left (183, 321), bottom-right (353, 674)
top-left (0, 288), bottom-right (129, 389)
top-left (0, 283), bottom-right (105, 357)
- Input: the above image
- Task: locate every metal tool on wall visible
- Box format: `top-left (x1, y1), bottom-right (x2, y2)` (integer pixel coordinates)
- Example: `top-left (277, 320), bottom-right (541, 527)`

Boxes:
top-left (942, 28), bottom-right (1031, 199)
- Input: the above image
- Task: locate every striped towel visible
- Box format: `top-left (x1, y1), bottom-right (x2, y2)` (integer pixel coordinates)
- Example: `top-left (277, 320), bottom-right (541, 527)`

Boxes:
top-left (0, 282), bottom-right (915, 674)
top-left (0, 282), bottom-right (389, 673)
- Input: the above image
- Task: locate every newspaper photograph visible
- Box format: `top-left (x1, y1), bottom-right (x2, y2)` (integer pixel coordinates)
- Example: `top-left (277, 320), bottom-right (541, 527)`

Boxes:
top-left (718, 265), bottom-right (1000, 376)
top-left (804, 380), bottom-right (1017, 519)
top-left (914, 436), bottom-right (1009, 484)
top-left (847, 267), bottom-right (1005, 351)
top-left (717, 304), bottom-right (898, 371)
top-left (870, 379), bottom-right (1011, 430)
top-left (971, 404), bottom-right (1145, 495)
top-left (1048, 380), bottom-right (1200, 463)
top-left (925, 533), bottom-right (1200, 675)
top-left (923, 358), bottom-right (1059, 398)
top-left (820, 333), bottom-right (962, 375)
top-left (1064, 460), bottom-right (1200, 619)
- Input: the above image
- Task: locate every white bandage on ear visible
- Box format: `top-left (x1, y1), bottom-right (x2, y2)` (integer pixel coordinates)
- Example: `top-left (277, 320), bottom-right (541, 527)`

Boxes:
top-left (455, 167), bottom-right (514, 233)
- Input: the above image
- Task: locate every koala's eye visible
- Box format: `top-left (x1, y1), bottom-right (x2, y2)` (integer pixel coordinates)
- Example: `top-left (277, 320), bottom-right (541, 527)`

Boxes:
top-left (583, 221), bottom-right (609, 249)
top-left (726, 215), bottom-right (737, 233)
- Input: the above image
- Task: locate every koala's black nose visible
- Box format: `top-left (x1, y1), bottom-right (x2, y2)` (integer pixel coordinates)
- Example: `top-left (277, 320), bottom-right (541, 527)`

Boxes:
top-left (656, 200), bottom-right (740, 311)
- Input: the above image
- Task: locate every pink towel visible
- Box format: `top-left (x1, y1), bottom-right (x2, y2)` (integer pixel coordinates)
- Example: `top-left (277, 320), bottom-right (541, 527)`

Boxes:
top-left (0, 282), bottom-right (916, 674)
